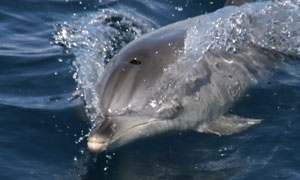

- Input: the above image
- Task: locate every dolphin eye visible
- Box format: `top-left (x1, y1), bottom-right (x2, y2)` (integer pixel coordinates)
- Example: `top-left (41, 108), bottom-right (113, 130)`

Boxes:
top-left (129, 58), bottom-right (141, 65)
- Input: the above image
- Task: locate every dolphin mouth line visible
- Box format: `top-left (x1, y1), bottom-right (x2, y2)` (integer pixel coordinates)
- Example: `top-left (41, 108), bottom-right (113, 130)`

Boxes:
top-left (109, 118), bottom-right (165, 143)
top-left (87, 118), bottom-right (166, 152)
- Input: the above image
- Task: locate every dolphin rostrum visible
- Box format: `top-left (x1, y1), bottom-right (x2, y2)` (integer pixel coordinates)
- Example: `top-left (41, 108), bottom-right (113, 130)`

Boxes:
top-left (87, 0), bottom-right (285, 153)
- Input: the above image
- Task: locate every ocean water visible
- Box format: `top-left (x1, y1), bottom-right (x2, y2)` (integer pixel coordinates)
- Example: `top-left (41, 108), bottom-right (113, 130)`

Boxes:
top-left (1, 0), bottom-right (300, 180)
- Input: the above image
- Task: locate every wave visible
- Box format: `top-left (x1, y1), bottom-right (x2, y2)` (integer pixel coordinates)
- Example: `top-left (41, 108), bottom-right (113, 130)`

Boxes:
top-left (0, 93), bottom-right (80, 110)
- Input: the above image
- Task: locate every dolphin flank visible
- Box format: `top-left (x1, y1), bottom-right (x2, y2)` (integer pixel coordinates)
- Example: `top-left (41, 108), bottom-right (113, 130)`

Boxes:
top-left (87, 0), bottom-right (293, 153)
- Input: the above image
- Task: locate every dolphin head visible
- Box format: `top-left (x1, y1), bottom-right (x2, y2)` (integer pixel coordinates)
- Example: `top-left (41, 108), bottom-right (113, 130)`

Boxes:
top-left (87, 115), bottom-right (170, 153)
top-left (87, 25), bottom-right (186, 153)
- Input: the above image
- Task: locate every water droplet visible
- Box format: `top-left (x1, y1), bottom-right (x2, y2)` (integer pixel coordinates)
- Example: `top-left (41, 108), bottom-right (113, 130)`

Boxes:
top-left (150, 100), bottom-right (157, 108)
top-left (104, 166), bottom-right (109, 171)
top-left (106, 155), bottom-right (112, 160)
top-left (175, 6), bottom-right (183, 12)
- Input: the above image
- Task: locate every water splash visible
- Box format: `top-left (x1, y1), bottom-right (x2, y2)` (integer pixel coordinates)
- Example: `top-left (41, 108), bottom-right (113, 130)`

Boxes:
top-left (184, 0), bottom-right (300, 60)
top-left (54, 5), bottom-right (158, 126)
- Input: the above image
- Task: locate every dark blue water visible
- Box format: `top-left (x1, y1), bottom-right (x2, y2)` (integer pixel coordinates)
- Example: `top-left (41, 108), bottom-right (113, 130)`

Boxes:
top-left (1, 0), bottom-right (300, 180)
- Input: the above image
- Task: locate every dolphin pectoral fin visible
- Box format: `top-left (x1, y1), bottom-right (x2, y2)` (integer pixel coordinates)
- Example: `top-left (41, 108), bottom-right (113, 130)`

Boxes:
top-left (196, 114), bottom-right (262, 136)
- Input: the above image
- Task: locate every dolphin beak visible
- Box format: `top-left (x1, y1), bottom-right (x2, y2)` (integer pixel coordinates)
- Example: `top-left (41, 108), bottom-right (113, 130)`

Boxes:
top-left (87, 133), bottom-right (108, 153)
top-left (87, 141), bottom-right (107, 153)
top-left (87, 116), bottom-right (163, 153)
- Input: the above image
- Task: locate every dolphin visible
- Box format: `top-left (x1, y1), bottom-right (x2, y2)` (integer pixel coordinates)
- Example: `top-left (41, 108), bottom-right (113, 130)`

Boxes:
top-left (87, 0), bottom-right (282, 153)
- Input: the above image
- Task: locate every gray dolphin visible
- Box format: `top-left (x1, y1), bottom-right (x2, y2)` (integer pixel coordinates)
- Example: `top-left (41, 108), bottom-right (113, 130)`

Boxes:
top-left (87, 0), bottom-right (278, 153)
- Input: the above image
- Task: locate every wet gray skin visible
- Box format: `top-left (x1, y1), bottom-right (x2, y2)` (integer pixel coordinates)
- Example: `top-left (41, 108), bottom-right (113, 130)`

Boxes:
top-left (87, 0), bottom-right (285, 153)
top-left (88, 22), bottom-right (187, 152)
